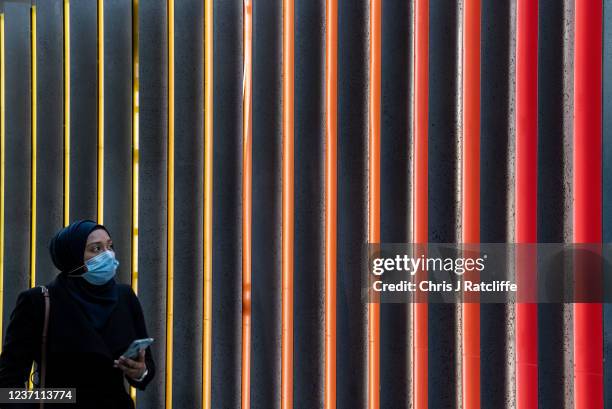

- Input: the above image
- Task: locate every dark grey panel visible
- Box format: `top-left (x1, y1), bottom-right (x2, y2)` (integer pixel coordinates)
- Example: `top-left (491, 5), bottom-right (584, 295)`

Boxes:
top-left (251, 0), bottom-right (282, 406)
top-left (337, 0), bottom-right (368, 407)
top-left (2, 2), bottom-right (32, 342)
top-left (428, 1), bottom-right (460, 407)
top-left (211, 0), bottom-right (242, 407)
top-left (136, 0), bottom-right (168, 407)
top-left (293, 0), bottom-right (325, 407)
top-left (538, 1), bottom-right (569, 408)
top-left (69, 0), bottom-right (97, 221)
top-left (172, 0), bottom-right (204, 407)
top-left (380, 0), bottom-right (411, 408)
top-left (35, 0), bottom-right (64, 285)
top-left (103, 0), bottom-right (132, 286)
top-left (480, 1), bottom-right (512, 408)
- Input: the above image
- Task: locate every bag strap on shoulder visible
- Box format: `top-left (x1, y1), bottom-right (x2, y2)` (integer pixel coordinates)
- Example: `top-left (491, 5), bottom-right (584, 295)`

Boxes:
top-left (38, 285), bottom-right (50, 409)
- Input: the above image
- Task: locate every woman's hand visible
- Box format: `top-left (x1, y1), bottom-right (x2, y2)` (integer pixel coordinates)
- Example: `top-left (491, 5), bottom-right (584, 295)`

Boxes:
top-left (114, 349), bottom-right (147, 381)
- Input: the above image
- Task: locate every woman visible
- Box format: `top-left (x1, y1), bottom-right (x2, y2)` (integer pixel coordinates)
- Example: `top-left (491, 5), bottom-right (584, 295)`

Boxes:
top-left (0, 220), bottom-right (155, 408)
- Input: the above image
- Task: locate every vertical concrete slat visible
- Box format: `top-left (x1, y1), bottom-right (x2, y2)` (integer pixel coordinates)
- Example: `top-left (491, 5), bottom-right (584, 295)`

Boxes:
top-left (2, 2), bottom-right (31, 343)
top-left (480, 1), bottom-right (513, 408)
top-left (69, 0), bottom-right (97, 221)
top-left (294, 0), bottom-right (325, 407)
top-left (36, 0), bottom-right (64, 285)
top-left (211, 0), bottom-right (242, 406)
top-left (337, 0), bottom-right (368, 407)
top-left (251, 0), bottom-right (282, 406)
top-left (137, 0), bottom-right (168, 407)
top-left (103, 0), bottom-right (133, 285)
top-left (428, 1), bottom-right (459, 407)
top-left (537, 1), bottom-right (572, 407)
top-left (379, 0), bottom-right (411, 408)
top-left (0, 10), bottom-right (4, 352)
top-left (172, 0), bottom-right (204, 407)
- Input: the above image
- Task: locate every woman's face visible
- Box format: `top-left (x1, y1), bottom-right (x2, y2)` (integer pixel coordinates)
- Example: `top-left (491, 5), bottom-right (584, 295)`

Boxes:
top-left (84, 229), bottom-right (114, 262)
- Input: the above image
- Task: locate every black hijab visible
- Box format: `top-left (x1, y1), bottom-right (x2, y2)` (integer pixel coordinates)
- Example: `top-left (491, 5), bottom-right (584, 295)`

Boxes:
top-left (49, 220), bottom-right (119, 331)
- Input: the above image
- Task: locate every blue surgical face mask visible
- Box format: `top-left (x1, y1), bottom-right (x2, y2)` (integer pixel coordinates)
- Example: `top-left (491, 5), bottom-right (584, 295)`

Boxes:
top-left (80, 250), bottom-right (119, 285)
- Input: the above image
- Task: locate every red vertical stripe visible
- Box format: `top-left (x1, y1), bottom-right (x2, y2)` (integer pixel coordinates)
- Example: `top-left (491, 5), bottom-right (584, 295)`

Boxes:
top-left (412, 0), bottom-right (428, 408)
top-left (574, 1), bottom-right (603, 408)
top-left (462, 1), bottom-right (480, 408)
top-left (515, 1), bottom-right (538, 408)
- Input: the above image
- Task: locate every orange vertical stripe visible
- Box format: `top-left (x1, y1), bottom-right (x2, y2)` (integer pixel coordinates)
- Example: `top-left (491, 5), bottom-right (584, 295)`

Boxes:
top-left (241, 1), bottom-right (253, 408)
top-left (462, 1), bottom-right (481, 409)
top-left (324, 0), bottom-right (338, 407)
top-left (281, 0), bottom-right (295, 407)
top-left (412, 0), bottom-right (429, 408)
top-left (368, 0), bottom-right (381, 408)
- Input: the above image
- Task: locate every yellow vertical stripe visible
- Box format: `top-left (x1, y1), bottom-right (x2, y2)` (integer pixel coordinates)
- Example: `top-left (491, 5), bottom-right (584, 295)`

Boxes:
top-left (130, 0), bottom-right (140, 402)
top-left (63, 0), bottom-right (70, 226)
top-left (28, 8), bottom-right (38, 389)
top-left (203, 0), bottom-right (213, 407)
top-left (0, 13), bottom-right (6, 354)
top-left (131, 3), bottom-right (140, 293)
top-left (97, 0), bottom-right (104, 223)
top-left (166, 0), bottom-right (175, 407)
top-left (30, 6), bottom-right (37, 289)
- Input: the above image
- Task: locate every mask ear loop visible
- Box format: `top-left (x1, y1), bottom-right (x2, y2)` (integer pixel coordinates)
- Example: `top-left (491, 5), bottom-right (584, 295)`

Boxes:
top-left (64, 263), bottom-right (86, 277)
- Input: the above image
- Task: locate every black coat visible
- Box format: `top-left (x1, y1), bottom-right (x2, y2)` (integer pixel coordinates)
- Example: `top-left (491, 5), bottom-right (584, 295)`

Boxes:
top-left (0, 275), bottom-right (155, 408)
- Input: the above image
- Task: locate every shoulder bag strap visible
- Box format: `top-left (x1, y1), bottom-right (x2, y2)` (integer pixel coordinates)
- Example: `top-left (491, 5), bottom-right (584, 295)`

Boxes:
top-left (39, 285), bottom-right (50, 409)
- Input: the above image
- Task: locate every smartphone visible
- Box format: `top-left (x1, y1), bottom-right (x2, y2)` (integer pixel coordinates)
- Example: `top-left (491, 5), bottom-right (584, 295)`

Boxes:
top-left (122, 338), bottom-right (154, 359)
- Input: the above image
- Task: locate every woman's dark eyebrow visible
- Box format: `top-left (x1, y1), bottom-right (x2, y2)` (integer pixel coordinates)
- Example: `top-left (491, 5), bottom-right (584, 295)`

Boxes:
top-left (86, 240), bottom-right (113, 247)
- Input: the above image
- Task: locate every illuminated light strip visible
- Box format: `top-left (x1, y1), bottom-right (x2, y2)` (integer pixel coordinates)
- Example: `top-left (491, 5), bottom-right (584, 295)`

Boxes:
top-left (324, 0), bottom-right (337, 407)
top-left (368, 0), bottom-right (381, 408)
top-left (573, 0), bottom-right (603, 407)
top-left (0, 13), bottom-right (5, 354)
top-left (63, 0), bottom-right (70, 226)
top-left (166, 0), bottom-right (175, 407)
top-left (412, 0), bottom-right (428, 408)
top-left (30, 5), bottom-right (37, 289)
top-left (131, 0), bottom-right (140, 293)
top-left (26, 7), bottom-right (38, 390)
top-left (241, 0), bottom-right (253, 407)
top-left (515, 1), bottom-right (538, 408)
top-left (461, 0), bottom-right (481, 408)
top-left (203, 0), bottom-right (213, 406)
top-left (281, 0), bottom-right (294, 407)
top-left (130, 0), bottom-right (140, 402)
top-left (97, 0), bottom-right (104, 223)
